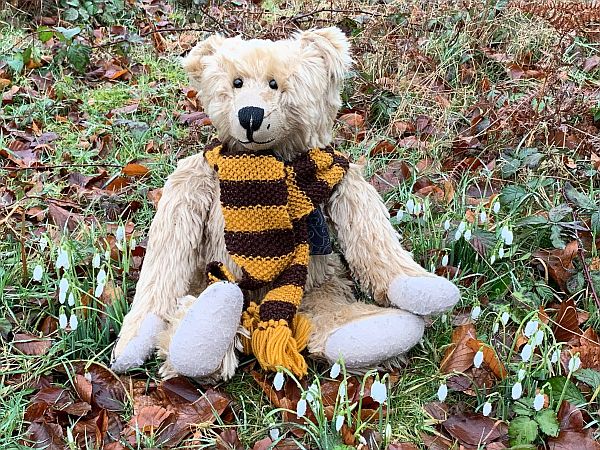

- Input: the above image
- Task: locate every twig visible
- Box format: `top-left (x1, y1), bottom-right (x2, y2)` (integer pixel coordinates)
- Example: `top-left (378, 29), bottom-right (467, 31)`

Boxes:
top-left (91, 27), bottom-right (219, 49)
top-left (2, 163), bottom-right (123, 171)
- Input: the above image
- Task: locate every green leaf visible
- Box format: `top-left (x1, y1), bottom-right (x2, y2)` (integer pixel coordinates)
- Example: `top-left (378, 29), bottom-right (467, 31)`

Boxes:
top-left (500, 185), bottom-right (528, 208)
top-left (522, 148), bottom-right (543, 168)
top-left (549, 204), bottom-right (572, 222)
top-left (564, 182), bottom-right (597, 210)
top-left (54, 26), bottom-right (81, 41)
top-left (64, 7), bottom-right (79, 21)
top-left (66, 43), bottom-right (90, 73)
top-left (502, 157), bottom-right (522, 177)
top-left (535, 409), bottom-right (559, 437)
top-left (550, 224), bottom-right (566, 249)
top-left (591, 210), bottom-right (600, 233)
top-left (22, 46), bottom-right (32, 64)
top-left (0, 317), bottom-right (12, 338)
top-left (37, 26), bottom-right (54, 43)
top-left (6, 53), bottom-right (24, 73)
top-left (574, 368), bottom-right (600, 390)
top-left (517, 216), bottom-right (548, 226)
top-left (548, 376), bottom-right (587, 406)
top-left (509, 416), bottom-right (539, 445)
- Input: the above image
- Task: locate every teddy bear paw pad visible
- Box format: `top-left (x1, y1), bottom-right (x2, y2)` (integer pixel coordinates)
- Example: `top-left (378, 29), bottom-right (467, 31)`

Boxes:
top-left (388, 275), bottom-right (460, 316)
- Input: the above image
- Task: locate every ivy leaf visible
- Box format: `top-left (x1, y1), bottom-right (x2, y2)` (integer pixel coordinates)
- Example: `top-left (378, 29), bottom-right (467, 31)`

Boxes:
top-left (535, 409), bottom-right (559, 437)
top-left (564, 182), bottom-right (597, 210)
top-left (64, 8), bottom-right (80, 21)
top-left (574, 368), bottom-right (600, 390)
top-left (548, 376), bottom-right (586, 406)
top-left (66, 43), bottom-right (91, 73)
top-left (509, 416), bottom-right (539, 445)
top-left (548, 204), bottom-right (572, 222)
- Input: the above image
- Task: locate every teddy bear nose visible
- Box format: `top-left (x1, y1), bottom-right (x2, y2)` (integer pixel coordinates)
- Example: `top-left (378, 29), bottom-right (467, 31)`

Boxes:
top-left (238, 106), bottom-right (265, 133)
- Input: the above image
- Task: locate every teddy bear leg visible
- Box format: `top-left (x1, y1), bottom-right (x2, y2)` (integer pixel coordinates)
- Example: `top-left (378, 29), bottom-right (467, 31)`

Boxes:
top-left (156, 281), bottom-right (244, 380)
top-left (388, 275), bottom-right (460, 316)
top-left (301, 277), bottom-right (424, 370)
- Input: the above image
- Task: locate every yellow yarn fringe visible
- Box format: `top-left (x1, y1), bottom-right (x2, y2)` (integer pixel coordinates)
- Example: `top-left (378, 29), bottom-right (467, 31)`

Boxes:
top-left (252, 319), bottom-right (308, 377)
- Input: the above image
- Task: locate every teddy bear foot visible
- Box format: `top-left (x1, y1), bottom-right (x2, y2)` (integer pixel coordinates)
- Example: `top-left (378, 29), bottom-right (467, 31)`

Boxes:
top-left (168, 282), bottom-right (244, 378)
top-left (388, 275), bottom-right (460, 316)
top-left (111, 313), bottom-right (164, 373)
top-left (323, 310), bottom-right (424, 369)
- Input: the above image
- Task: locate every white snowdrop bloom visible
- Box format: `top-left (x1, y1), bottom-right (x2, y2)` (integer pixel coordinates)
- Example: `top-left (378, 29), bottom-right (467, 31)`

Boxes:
top-left (32, 264), bottom-right (44, 282)
top-left (104, 250), bottom-right (111, 260)
top-left (396, 210), bottom-right (404, 221)
top-left (58, 278), bottom-right (69, 304)
top-left (471, 305), bottom-right (482, 321)
top-left (500, 226), bottom-right (510, 240)
top-left (97, 269), bottom-right (107, 285)
top-left (444, 219), bottom-right (451, 230)
top-left (493, 322), bottom-right (499, 333)
top-left (480, 211), bottom-right (487, 223)
top-left (59, 313), bottom-right (68, 329)
top-left (385, 423), bottom-right (392, 441)
top-left (69, 314), bottom-right (78, 330)
top-left (56, 248), bottom-right (70, 270)
top-left (551, 349), bottom-right (561, 364)
top-left (504, 229), bottom-right (514, 246)
top-left (296, 398), bottom-right (307, 418)
top-left (273, 371), bottom-right (285, 391)
top-left (269, 428), bottom-right (280, 440)
top-left (473, 350), bottom-right (484, 368)
top-left (463, 229), bottom-right (472, 241)
top-left (518, 369), bottom-right (526, 381)
top-left (130, 238), bottom-right (137, 249)
top-left (493, 201), bottom-right (501, 214)
top-left (94, 282), bottom-right (105, 298)
top-left (441, 254), bottom-right (449, 266)
top-left (524, 320), bottom-right (539, 338)
top-left (115, 225), bottom-right (126, 243)
top-left (512, 382), bottom-right (523, 400)
top-left (501, 312), bottom-right (510, 325)
top-left (330, 362), bottom-right (341, 379)
top-left (534, 329), bottom-right (544, 346)
top-left (66, 426), bottom-right (74, 444)
top-left (521, 344), bottom-right (533, 362)
top-left (414, 202), bottom-right (422, 215)
top-left (533, 393), bottom-right (545, 411)
top-left (39, 237), bottom-right (48, 252)
top-left (437, 383), bottom-right (448, 402)
top-left (458, 221), bottom-right (467, 233)
top-left (339, 382), bottom-right (347, 400)
top-left (482, 402), bottom-right (492, 416)
top-left (498, 247), bottom-right (505, 259)
top-left (454, 229), bottom-right (463, 241)
top-left (568, 355), bottom-right (581, 372)
top-left (406, 198), bottom-right (415, 215)
top-left (370, 380), bottom-right (388, 404)
top-left (68, 292), bottom-right (75, 307)
top-left (490, 254), bottom-right (496, 264)
top-left (335, 415), bottom-right (345, 432)
top-left (306, 383), bottom-right (317, 403)
top-left (92, 253), bottom-right (101, 269)
top-left (358, 436), bottom-right (367, 445)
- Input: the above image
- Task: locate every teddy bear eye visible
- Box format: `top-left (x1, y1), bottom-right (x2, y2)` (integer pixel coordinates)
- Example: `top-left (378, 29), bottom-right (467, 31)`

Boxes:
top-left (269, 79), bottom-right (278, 90)
top-left (233, 78), bottom-right (243, 88)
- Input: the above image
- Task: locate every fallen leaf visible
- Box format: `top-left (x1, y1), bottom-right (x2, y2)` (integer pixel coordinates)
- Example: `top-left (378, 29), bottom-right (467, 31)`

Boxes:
top-left (370, 139), bottom-right (396, 156)
top-left (129, 405), bottom-right (173, 433)
top-left (443, 412), bottom-right (508, 446)
top-left (26, 422), bottom-right (64, 450)
top-left (553, 298), bottom-right (582, 344)
top-left (533, 240), bottom-right (578, 292)
top-left (13, 333), bottom-right (52, 355)
top-left (147, 188), bottom-right (163, 208)
top-left (465, 339), bottom-right (508, 379)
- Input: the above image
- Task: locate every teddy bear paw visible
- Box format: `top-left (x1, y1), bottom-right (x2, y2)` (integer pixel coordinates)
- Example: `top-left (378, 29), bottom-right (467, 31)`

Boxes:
top-left (388, 275), bottom-right (460, 316)
top-left (111, 313), bottom-right (164, 373)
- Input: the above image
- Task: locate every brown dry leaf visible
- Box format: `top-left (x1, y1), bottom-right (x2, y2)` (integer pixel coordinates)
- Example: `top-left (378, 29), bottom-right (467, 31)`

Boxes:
top-left (13, 333), bottom-right (52, 355)
top-left (369, 160), bottom-right (411, 194)
top-left (104, 176), bottom-right (130, 192)
top-left (442, 412), bottom-right (508, 447)
top-left (532, 240), bottom-right (578, 291)
top-left (389, 443), bottom-right (419, 450)
top-left (465, 339), bottom-right (507, 379)
top-left (179, 111), bottom-right (212, 126)
top-left (440, 324), bottom-right (477, 374)
top-left (26, 422), bottom-right (64, 450)
top-left (370, 139), bottom-right (396, 156)
top-left (420, 432), bottom-right (454, 450)
top-left (549, 402), bottom-right (600, 449)
top-left (338, 112), bottom-right (365, 130)
top-left (415, 184), bottom-right (445, 202)
top-left (0, 78), bottom-right (10, 88)
top-left (442, 180), bottom-right (455, 204)
top-left (570, 328), bottom-right (600, 369)
top-left (75, 363), bottom-right (126, 412)
top-left (216, 429), bottom-right (244, 450)
top-left (553, 298), bottom-right (582, 344)
top-left (147, 188), bottom-right (163, 208)
top-left (129, 405), bottom-right (173, 433)
top-left (48, 202), bottom-right (85, 232)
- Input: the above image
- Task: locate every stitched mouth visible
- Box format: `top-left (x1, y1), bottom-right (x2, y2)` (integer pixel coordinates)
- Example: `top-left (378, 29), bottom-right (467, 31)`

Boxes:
top-left (239, 138), bottom-right (275, 145)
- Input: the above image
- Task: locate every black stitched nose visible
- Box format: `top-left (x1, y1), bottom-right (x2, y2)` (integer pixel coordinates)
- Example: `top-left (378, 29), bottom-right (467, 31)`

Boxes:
top-left (238, 107), bottom-right (264, 134)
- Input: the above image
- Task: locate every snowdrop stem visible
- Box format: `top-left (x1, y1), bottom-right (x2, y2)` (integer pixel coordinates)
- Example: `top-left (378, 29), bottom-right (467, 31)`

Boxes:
top-left (555, 369), bottom-right (573, 413)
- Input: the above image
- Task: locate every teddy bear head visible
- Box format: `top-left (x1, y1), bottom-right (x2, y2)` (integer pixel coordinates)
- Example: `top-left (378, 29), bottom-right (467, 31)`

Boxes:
top-left (182, 27), bottom-right (351, 159)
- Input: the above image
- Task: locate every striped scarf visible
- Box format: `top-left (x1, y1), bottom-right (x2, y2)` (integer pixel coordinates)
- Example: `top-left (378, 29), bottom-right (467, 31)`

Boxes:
top-left (204, 144), bottom-right (349, 376)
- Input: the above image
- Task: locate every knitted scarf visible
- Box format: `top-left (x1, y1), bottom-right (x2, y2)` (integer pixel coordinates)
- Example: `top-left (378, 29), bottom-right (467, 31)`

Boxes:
top-left (204, 144), bottom-right (349, 376)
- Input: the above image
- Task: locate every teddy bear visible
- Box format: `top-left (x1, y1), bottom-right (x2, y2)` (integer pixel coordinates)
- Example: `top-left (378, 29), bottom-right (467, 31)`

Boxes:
top-left (110, 27), bottom-right (460, 381)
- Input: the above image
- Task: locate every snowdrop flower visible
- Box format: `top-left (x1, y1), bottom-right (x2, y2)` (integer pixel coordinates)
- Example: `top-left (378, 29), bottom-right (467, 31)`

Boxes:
top-left (385, 423), bottom-right (392, 441)
top-left (330, 362), bottom-right (341, 378)
top-left (551, 349), bottom-right (560, 364)
top-left (512, 382), bottom-right (523, 400)
top-left (130, 238), bottom-right (137, 249)
top-left (503, 228), bottom-right (514, 246)
top-left (490, 254), bottom-right (496, 264)
top-left (524, 320), bottom-right (539, 338)
top-left (68, 292), bottom-right (75, 307)
top-left (406, 198), bottom-right (415, 215)
top-left (92, 253), bottom-right (101, 269)
top-left (463, 229), bottom-right (472, 241)
top-left (521, 344), bottom-right (533, 362)
top-left (480, 211), bottom-right (487, 223)
top-left (358, 436), bottom-right (368, 446)
top-left (454, 229), bottom-right (463, 241)
top-left (56, 248), bottom-right (70, 270)
top-left (69, 314), bottom-right (78, 330)
top-left (441, 254), bottom-right (449, 266)
top-left (498, 247), bottom-right (505, 259)
top-left (533, 393), bottom-right (545, 411)
top-left (32, 264), bottom-right (44, 282)
top-left (471, 305), bottom-right (482, 321)
top-left (501, 312), bottom-right (510, 325)
top-left (306, 383), bottom-right (317, 403)
top-left (396, 210), bottom-right (404, 221)
top-left (58, 278), bottom-right (69, 304)
top-left (97, 269), bottom-right (107, 285)
top-left (444, 219), bottom-right (451, 231)
top-left (104, 250), bottom-right (111, 261)
top-left (94, 282), bottom-right (105, 298)
top-left (296, 398), bottom-right (307, 418)
top-left (414, 202), bottom-right (422, 215)
top-left (518, 369), bottom-right (526, 381)
top-left (39, 237), bottom-right (48, 252)
top-left (482, 402), bottom-right (492, 416)
top-left (335, 415), bottom-right (345, 432)
top-left (115, 225), bottom-right (126, 243)
top-left (493, 322), bottom-right (499, 333)
top-left (371, 380), bottom-right (388, 404)
top-left (474, 350), bottom-right (484, 368)
top-left (493, 201), bottom-right (501, 214)
top-left (568, 355), bottom-right (581, 372)
top-left (437, 383), bottom-right (448, 402)
top-left (534, 329), bottom-right (544, 346)
top-left (339, 382), bottom-right (347, 400)
top-left (59, 312), bottom-right (68, 329)
top-left (458, 221), bottom-right (467, 233)
top-left (273, 371), bottom-right (285, 391)
top-left (269, 428), bottom-right (280, 440)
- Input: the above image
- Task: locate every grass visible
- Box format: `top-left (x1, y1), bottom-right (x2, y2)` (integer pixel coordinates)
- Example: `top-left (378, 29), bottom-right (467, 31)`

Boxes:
top-left (1, 0), bottom-right (600, 448)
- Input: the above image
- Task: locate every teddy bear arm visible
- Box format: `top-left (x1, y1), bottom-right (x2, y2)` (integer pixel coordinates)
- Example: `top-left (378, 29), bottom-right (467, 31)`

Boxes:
top-left (112, 153), bottom-right (216, 370)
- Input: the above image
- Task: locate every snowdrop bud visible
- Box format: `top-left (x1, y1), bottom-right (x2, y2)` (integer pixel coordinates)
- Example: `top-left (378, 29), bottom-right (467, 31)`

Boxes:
top-left (339, 382), bottom-right (347, 400)
top-left (474, 350), bottom-right (484, 368)
top-left (568, 355), bottom-right (581, 372)
top-left (296, 399), bottom-right (307, 418)
top-left (444, 219), bottom-right (451, 230)
top-left (524, 320), bottom-right (539, 338)
top-left (534, 329), bottom-right (544, 346)
top-left (490, 254), bottom-right (496, 264)
top-left (471, 305), bottom-right (482, 321)
top-left (370, 380), bottom-right (388, 404)
top-left (463, 229), bottom-right (472, 241)
top-left (104, 250), bottom-right (111, 261)
top-left (92, 253), bottom-right (101, 268)
top-left (454, 229), bottom-right (463, 241)
top-left (68, 292), bottom-right (75, 307)
top-left (335, 415), bottom-right (345, 432)
top-left (32, 265), bottom-right (44, 282)
top-left (406, 198), bottom-right (415, 215)
top-left (58, 278), bottom-right (69, 304)
top-left (493, 201), bottom-right (501, 214)
top-left (269, 428), bottom-right (280, 440)
top-left (501, 312), bottom-right (510, 325)
top-left (551, 349), bottom-right (560, 364)
top-left (385, 423), bottom-right (392, 441)
top-left (493, 322), bottom-right (499, 333)
top-left (518, 369), bottom-right (526, 381)
top-left (56, 248), bottom-right (70, 270)
top-left (437, 383), bottom-right (448, 402)
top-left (458, 221), bottom-right (467, 233)
top-left (441, 254), bottom-right (449, 266)
top-left (39, 237), bottom-right (48, 252)
top-left (521, 344), bottom-right (533, 362)
top-left (59, 313), bottom-right (68, 329)
top-left (94, 282), bottom-right (105, 298)
top-left (396, 210), bottom-right (404, 221)
top-left (330, 362), bottom-right (341, 378)
top-left (480, 211), bottom-right (487, 223)
top-left (482, 402), bottom-right (492, 416)
top-left (130, 238), bottom-right (137, 249)
top-left (414, 202), bottom-right (422, 215)
top-left (97, 269), bottom-right (107, 285)
top-left (498, 247), bottom-right (505, 259)
top-left (512, 382), bottom-right (523, 400)
top-left (533, 393), bottom-right (545, 411)
top-left (69, 314), bottom-right (78, 330)
top-left (116, 225), bottom-right (126, 243)
top-left (273, 371), bottom-right (285, 391)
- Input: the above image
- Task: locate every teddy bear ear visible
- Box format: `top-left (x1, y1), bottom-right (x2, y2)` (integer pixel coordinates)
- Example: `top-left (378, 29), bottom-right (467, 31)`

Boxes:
top-left (182, 34), bottom-right (226, 84)
top-left (297, 27), bottom-right (352, 83)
